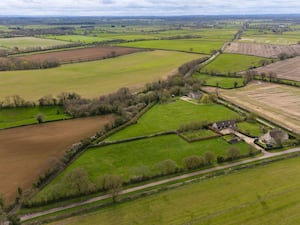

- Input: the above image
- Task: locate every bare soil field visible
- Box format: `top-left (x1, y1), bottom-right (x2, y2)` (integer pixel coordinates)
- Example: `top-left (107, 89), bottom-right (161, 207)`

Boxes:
top-left (224, 42), bottom-right (300, 58)
top-left (253, 56), bottom-right (300, 82)
top-left (17, 46), bottom-right (144, 64)
top-left (0, 115), bottom-right (114, 203)
top-left (216, 82), bottom-right (300, 134)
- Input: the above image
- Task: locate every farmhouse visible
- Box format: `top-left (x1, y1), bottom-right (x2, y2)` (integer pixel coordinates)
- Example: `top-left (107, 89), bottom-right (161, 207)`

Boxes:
top-left (188, 91), bottom-right (203, 100)
top-left (260, 128), bottom-right (289, 146)
top-left (212, 120), bottom-right (237, 131)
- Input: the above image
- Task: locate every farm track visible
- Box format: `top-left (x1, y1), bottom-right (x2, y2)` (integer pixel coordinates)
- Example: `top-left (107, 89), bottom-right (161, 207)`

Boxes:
top-left (20, 146), bottom-right (300, 222)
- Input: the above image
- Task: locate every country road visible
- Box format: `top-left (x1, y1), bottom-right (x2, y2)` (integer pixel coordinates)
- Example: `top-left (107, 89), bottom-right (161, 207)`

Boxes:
top-left (20, 146), bottom-right (300, 222)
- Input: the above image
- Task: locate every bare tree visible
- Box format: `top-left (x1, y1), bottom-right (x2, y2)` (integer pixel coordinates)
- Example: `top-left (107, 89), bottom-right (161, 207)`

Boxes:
top-left (227, 146), bottom-right (240, 160)
top-left (101, 175), bottom-right (123, 202)
top-left (204, 151), bottom-right (215, 165)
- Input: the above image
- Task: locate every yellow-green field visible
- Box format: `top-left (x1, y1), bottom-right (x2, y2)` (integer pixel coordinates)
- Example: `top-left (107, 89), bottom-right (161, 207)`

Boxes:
top-left (0, 50), bottom-right (201, 101)
top-left (48, 156), bottom-right (300, 225)
top-left (0, 37), bottom-right (70, 50)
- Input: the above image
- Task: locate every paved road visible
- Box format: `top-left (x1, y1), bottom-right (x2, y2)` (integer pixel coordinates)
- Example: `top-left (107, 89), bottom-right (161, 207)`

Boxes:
top-left (20, 146), bottom-right (300, 222)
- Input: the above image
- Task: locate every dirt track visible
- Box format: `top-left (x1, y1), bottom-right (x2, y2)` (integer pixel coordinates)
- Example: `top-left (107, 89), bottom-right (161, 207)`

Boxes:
top-left (253, 56), bottom-right (300, 82)
top-left (0, 115), bottom-right (114, 203)
top-left (16, 46), bottom-right (144, 64)
top-left (224, 42), bottom-right (300, 58)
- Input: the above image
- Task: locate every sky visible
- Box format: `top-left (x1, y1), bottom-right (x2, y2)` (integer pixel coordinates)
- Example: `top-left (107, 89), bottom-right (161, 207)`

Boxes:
top-left (0, 0), bottom-right (299, 16)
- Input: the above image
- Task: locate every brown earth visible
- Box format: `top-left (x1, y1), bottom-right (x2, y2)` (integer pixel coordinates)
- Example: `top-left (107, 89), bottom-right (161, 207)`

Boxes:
top-left (253, 56), bottom-right (300, 82)
top-left (224, 42), bottom-right (300, 58)
top-left (18, 46), bottom-right (145, 64)
top-left (0, 46), bottom-right (144, 65)
top-left (213, 82), bottom-right (300, 134)
top-left (0, 115), bottom-right (115, 203)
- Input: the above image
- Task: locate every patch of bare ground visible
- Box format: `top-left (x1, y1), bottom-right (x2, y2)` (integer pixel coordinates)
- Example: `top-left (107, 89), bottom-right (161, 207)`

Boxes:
top-left (224, 42), bottom-right (300, 58)
top-left (253, 56), bottom-right (300, 82)
top-left (0, 115), bottom-right (115, 203)
top-left (216, 82), bottom-right (300, 134)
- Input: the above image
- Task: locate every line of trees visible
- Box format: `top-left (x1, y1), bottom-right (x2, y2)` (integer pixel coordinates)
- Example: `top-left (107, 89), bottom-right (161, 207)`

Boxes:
top-left (0, 57), bottom-right (60, 71)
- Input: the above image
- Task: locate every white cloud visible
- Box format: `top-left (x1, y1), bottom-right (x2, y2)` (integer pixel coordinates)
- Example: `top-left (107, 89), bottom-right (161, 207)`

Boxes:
top-left (0, 0), bottom-right (299, 16)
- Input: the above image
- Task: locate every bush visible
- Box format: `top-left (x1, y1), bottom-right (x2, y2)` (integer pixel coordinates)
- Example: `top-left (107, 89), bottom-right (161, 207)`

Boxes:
top-left (227, 146), bottom-right (241, 160)
top-left (156, 159), bottom-right (178, 175)
top-left (183, 155), bottom-right (205, 170)
top-left (204, 151), bottom-right (215, 164)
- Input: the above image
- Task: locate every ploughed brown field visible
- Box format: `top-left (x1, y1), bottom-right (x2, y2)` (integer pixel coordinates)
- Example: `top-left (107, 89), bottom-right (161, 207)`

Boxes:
top-left (215, 82), bottom-right (300, 134)
top-left (224, 42), bottom-right (300, 58)
top-left (0, 46), bottom-right (145, 65)
top-left (0, 115), bottom-right (115, 203)
top-left (253, 56), bottom-right (300, 82)
top-left (18, 46), bottom-right (145, 63)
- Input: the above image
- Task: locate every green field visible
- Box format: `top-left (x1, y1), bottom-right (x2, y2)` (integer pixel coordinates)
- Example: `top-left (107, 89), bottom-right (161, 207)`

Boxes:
top-left (107, 100), bottom-right (240, 141)
top-left (193, 73), bottom-right (245, 88)
top-left (239, 29), bottom-right (300, 45)
top-left (46, 28), bottom-right (237, 46)
top-left (44, 35), bottom-right (112, 44)
top-left (0, 37), bottom-right (70, 50)
top-left (117, 39), bottom-right (225, 54)
top-left (48, 154), bottom-right (300, 225)
top-left (201, 53), bottom-right (271, 74)
top-left (0, 50), bottom-right (201, 101)
top-left (180, 129), bottom-right (217, 140)
top-left (0, 106), bottom-right (70, 129)
top-left (237, 121), bottom-right (266, 137)
top-left (33, 134), bottom-right (252, 203)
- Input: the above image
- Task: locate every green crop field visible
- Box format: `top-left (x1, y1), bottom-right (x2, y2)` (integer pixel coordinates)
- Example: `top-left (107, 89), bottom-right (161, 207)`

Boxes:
top-left (201, 53), bottom-right (271, 74)
top-left (107, 100), bottom-right (240, 141)
top-left (33, 134), bottom-right (252, 203)
top-left (0, 50), bottom-right (201, 101)
top-left (44, 35), bottom-right (113, 44)
top-left (48, 153), bottom-right (300, 225)
top-left (239, 29), bottom-right (300, 45)
top-left (193, 73), bottom-right (245, 88)
top-left (0, 37), bottom-right (70, 50)
top-left (0, 106), bottom-right (70, 129)
top-left (117, 39), bottom-right (225, 54)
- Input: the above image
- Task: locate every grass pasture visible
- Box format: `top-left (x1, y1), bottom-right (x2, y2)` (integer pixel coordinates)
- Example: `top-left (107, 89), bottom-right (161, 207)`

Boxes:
top-left (219, 82), bottom-right (300, 135)
top-left (107, 100), bottom-right (240, 141)
top-left (0, 106), bottom-right (70, 129)
top-left (44, 35), bottom-right (112, 44)
top-left (0, 115), bottom-right (115, 203)
top-left (193, 73), bottom-right (244, 88)
top-left (201, 53), bottom-right (270, 74)
top-left (33, 134), bottom-right (252, 203)
top-left (237, 121), bottom-right (265, 137)
top-left (48, 152), bottom-right (300, 225)
top-left (0, 50), bottom-right (201, 101)
top-left (0, 37), bottom-right (70, 50)
top-left (117, 39), bottom-right (224, 54)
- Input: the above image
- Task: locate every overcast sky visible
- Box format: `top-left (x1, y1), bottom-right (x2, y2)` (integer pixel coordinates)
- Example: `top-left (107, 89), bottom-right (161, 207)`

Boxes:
top-left (0, 0), bottom-right (299, 16)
